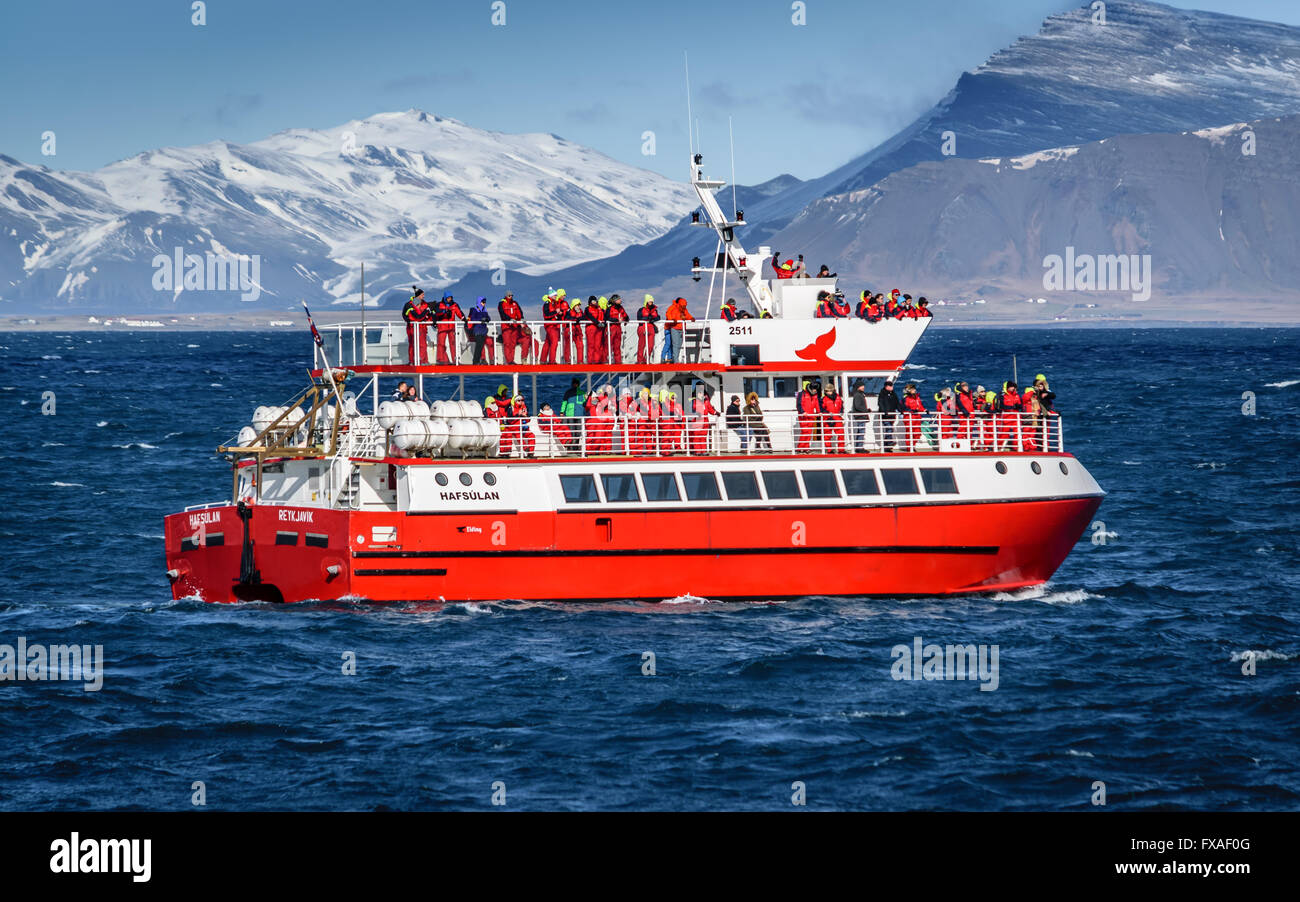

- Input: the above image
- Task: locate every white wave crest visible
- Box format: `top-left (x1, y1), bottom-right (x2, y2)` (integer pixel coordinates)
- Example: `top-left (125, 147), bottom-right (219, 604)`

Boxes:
top-left (1264, 379), bottom-right (1298, 389)
top-left (1231, 649), bottom-right (1295, 662)
top-left (50, 481), bottom-right (85, 487)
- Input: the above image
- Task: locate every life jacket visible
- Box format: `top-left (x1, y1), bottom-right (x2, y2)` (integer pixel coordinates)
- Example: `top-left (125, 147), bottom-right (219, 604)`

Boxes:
top-left (773, 257), bottom-right (795, 279)
top-left (1021, 390), bottom-right (1038, 413)
top-left (884, 300), bottom-right (899, 318)
top-left (902, 393), bottom-right (926, 413)
top-left (607, 303), bottom-right (628, 324)
top-left (721, 304), bottom-right (738, 321)
top-left (917, 307), bottom-right (933, 318)
top-left (564, 305), bottom-right (583, 322)
top-left (822, 394), bottom-right (844, 414)
top-left (638, 304), bottom-right (660, 323)
top-left (832, 298), bottom-right (850, 317)
top-left (797, 390), bottom-right (821, 416)
top-left (956, 391), bottom-right (975, 416)
top-left (1000, 390), bottom-right (1020, 412)
top-left (855, 299), bottom-right (870, 319)
top-left (403, 299), bottom-right (430, 323)
top-left (583, 304), bottom-right (605, 325)
top-left (498, 298), bottom-right (523, 321)
top-left (866, 303), bottom-right (882, 323)
top-left (816, 298), bottom-right (835, 318)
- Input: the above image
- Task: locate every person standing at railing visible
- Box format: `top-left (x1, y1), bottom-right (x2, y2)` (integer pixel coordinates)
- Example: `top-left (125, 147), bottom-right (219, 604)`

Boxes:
top-left (901, 383), bottom-right (926, 451)
top-left (1020, 385), bottom-right (1042, 451)
top-left (634, 389), bottom-right (660, 460)
top-left (564, 298), bottom-right (584, 364)
top-left (582, 296), bottom-right (606, 365)
top-left (997, 381), bottom-right (1022, 451)
top-left (585, 385), bottom-right (615, 454)
top-left (536, 403), bottom-right (573, 454)
top-left (402, 288), bottom-right (433, 365)
top-left (560, 377), bottom-right (585, 447)
top-left (725, 394), bottom-right (750, 452)
top-left (954, 382), bottom-right (976, 442)
top-left (850, 381), bottom-right (870, 452)
top-left (498, 290), bottom-right (527, 365)
top-left (433, 292), bottom-right (465, 365)
top-left (541, 291), bottom-right (563, 364)
top-left (663, 297), bottom-right (694, 363)
top-left (795, 380), bottom-right (821, 452)
top-left (484, 394), bottom-right (511, 456)
top-left (507, 393), bottom-right (535, 457)
top-left (637, 295), bottom-right (660, 364)
top-left (658, 390), bottom-right (684, 454)
top-left (467, 297), bottom-right (494, 364)
top-left (1031, 375), bottom-right (1059, 451)
top-left (975, 389), bottom-right (997, 450)
top-left (821, 383), bottom-right (846, 453)
top-left (876, 378), bottom-right (901, 451)
top-left (606, 295), bottom-right (628, 364)
top-left (687, 385), bottom-right (719, 454)
top-left (743, 392), bottom-right (773, 453)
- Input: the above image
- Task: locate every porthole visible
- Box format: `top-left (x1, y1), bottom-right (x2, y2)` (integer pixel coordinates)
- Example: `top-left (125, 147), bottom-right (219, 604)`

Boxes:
top-left (1059, 461), bottom-right (1069, 476)
top-left (459, 472), bottom-right (473, 486)
top-left (435, 472), bottom-right (449, 486)
top-left (1030, 461), bottom-right (1042, 475)
top-left (995, 461), bottom-right (1008, 475)
top-left (484, 472), bottom-right (497, 486)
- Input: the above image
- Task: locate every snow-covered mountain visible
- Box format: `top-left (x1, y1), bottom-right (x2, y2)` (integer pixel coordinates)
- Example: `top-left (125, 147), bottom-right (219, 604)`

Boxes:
top-left (0, 110), bottom-right (695, 312)
top-left (770, 115), bottom-right (1300, 306)
top-left (479, 0), bottom-right (1300, 306)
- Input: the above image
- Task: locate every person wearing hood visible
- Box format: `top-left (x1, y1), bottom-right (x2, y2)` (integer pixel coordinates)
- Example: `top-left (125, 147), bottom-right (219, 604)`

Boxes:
top-left (563, 297), bottom-right (584, 364)
top-left (581, 295), bottom-right (606, 364)
top-left (933, 386), bottom-right (957, 441)
top-left (401, 287), bottom-right (433, 365)
top-left (657, 389), bottom-right (684, 454)
top-left (876, 377), bottom-right (902, 452)
top-left (796, 379), bottom-right (821, 452)
top-left (663, 297), bottom-right (694, 362)
top-left (899, 382), bottom-right (926, 450)
top-left (560, 377), bottom-right (584, 427)
top-left (743, 391), bottom-right (773, 453)
top-left (541, 290), bottom-right (563, 364)
top-left (636, 294), bottom-right (660, 364)
top-left (631, 386), bottom-right (658, 455)
top-left (998, 381), bottom-right (1022, 451)
top-left (916, 297), bottom-right (932, 318)
top-left (536, 401), bottom-right (573, 453)
top-left (687, 384), bottom-right (719, 454)
top-left (954, 381), bottom-right (976, 442)
top-left (821, 382), bottom-right (846, 453)
top-left (606, 294), bottom-right (629, 364)
top-left (771, 252), bottom-right (795, 279)
top-left (467, 297), bottom-right (494, 364)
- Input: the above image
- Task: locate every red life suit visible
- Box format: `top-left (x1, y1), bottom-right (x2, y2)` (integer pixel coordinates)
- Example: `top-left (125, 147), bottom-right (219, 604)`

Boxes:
top-left (821, 392), bottom-right (846, 453)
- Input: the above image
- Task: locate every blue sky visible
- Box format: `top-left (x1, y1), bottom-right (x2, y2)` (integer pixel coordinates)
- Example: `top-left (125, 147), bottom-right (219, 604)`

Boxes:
top-left (4, 0), bottom-right (1300, 184)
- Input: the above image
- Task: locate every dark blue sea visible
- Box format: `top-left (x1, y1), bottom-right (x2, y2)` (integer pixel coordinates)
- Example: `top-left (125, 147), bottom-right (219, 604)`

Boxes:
top-left (2, 326), bottom-right (1297, 811)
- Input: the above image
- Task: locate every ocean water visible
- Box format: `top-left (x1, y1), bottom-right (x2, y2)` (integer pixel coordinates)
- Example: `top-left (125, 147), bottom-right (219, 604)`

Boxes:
top-left (1, 326), bottom-right (1296, 811)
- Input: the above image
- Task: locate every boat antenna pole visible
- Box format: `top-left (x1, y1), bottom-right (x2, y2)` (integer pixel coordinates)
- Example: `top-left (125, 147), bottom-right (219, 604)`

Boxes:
top-left (360, 262), bottom-right (365, 334)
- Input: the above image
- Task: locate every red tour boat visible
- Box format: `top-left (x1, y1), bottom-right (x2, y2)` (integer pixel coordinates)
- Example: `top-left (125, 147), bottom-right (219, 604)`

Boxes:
top-left (164, 150), bottom-right (1103, 603)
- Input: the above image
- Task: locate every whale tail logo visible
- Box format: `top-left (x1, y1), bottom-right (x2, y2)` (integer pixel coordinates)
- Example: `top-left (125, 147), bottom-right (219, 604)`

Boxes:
top-left (794, 326), bottom-right (839, 364)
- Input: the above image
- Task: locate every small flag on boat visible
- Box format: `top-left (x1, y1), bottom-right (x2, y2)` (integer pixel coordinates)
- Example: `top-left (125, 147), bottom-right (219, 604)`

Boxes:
top-left (302, 300), bottom-right (324, 348)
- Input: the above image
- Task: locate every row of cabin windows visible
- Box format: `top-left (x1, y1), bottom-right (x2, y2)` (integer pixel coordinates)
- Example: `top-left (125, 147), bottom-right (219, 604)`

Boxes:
top-left (559, 467), bottom-right (958, 505)
top-left (740, 376), bottom-right (891, 399)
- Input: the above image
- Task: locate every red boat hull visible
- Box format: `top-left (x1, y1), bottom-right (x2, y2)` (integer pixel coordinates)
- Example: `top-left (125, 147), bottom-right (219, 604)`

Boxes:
top-left (165, 494), bottom-right (1102, 603)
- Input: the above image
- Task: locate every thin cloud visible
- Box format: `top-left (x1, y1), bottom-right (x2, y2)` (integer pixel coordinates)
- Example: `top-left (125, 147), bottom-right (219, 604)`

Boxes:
top-left (380, 69), bottom-right (476, 92)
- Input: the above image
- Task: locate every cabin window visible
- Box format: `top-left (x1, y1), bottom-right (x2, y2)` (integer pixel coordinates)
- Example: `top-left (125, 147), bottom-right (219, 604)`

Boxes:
top-left (204, 532), bottom-right (225, 546)
top-left (801, 470), bottom-right (841, 498)
top-left (601, 473), bottom-right (640, 503)
top-left (841, 469), bottom-right (880, 496)
top-left (435, 472), bottom-right (449, 486)
top-left (730, 345), bottom-right (760, 366)
top-left (560, 474), bottom-right (599, 503)
top-left (459, 472), bottom-right (473, 486)
top-left (762, 470), bottom-right (802, 499)
top-left (640, 473), bottom-right (681, 502)
top-left (772, 377), bottom-right (801, 398)
top-left (919, 467), bottom-right (959, 494)
top-left (484, 472), bottom-right (498, 486)
top-left (681, 471), bottom-right (721, 501)
top-left (1031, 461), bottom-right (1042, 475)
top-left (721, 471), bottom-right (761, 501)
top-left (305, 533), bottom-right (329, 548)
top-left (880, 468), bottom-right (919, 495)
top-left (275, 531), bottom-right (298, 546)
top-left (742, 378), bottom-right (769, 399)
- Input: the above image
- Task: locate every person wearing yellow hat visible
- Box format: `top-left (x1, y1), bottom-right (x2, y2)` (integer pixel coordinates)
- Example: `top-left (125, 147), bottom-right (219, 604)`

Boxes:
top-left (606, 294), bottom-right (628, 364)
top-left (659, 389), bottom-right (683, 454)
top-left (582, 294), bottom-right (607, 364)
top-left (637, 294), bottom-right (660, 364)
top-left (564, 297), bottom-right (584, 363)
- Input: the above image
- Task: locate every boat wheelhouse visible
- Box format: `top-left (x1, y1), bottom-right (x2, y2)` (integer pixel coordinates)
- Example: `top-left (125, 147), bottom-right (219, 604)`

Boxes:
top-left (163, 149), bottom-right (1103, 604)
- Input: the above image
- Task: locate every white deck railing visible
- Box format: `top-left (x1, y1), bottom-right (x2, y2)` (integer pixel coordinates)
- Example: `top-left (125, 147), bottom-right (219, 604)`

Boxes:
top-left (376, 411), bottom-right (1063, 459)
top-left (319, 320), bottom-right (715, 369)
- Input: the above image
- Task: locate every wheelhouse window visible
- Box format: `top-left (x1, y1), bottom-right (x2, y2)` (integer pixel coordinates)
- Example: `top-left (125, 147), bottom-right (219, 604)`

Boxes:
top-left (640, 472), bottom-right (680, 502)
top-left (880, 468), bottom-right (919, 495)
top-left (841, 469), bottom-right (880, 496)
top-left (762, 470), bottom-right (802, 499)
top-left (680, 471), bottom-right (721, 501)
top-left (721, 471), bottom-right (761, 501)
top-left (919, 467), bottom-right (959, 494)
top-left (560, 474), bottom-right (599, 503)
top-left (601, 473), bottom-right (640, 502)
top-left (801, 470), bottom-right (841, 498)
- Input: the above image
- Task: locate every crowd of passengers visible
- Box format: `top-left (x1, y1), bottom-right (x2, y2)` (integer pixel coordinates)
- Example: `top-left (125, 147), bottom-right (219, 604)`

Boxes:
top-left (385, 371), bottom-right (1058, 458)
top-left (397, 277), bottom-right (936, 367)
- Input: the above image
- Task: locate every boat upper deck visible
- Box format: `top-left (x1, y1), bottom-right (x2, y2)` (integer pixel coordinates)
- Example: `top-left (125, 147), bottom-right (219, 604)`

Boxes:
top-left (313, 315), bottom-right (929, 378)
